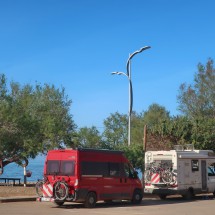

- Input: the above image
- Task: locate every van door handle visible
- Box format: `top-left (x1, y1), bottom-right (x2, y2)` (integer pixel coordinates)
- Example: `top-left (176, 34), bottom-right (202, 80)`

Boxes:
top-left (120, 178), bottom-right (122, 183)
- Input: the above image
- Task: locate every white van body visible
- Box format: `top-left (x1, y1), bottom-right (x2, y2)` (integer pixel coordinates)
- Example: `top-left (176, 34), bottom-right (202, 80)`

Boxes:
top-left (144, 146), bottom-right (215, 199)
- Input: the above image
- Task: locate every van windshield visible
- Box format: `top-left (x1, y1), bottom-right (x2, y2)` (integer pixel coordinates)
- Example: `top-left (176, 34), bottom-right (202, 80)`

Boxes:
top-left (46, 160), bottom-right (75, 176)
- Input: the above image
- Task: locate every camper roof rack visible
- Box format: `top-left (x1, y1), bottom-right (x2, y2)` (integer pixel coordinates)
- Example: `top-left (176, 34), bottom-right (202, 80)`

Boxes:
top-left (174, 144), bottom-right (194, 151)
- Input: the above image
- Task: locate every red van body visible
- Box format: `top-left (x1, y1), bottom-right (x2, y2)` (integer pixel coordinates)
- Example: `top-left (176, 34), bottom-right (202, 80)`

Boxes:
top-left (39, 148), bottom-right (143, 207)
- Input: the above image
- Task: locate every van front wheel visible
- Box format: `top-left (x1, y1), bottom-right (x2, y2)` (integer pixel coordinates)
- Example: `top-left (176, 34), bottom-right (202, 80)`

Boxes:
top-left (84, 192), bottom-right (97, 208)
top-left (131, 189), bottom-right (143, 204)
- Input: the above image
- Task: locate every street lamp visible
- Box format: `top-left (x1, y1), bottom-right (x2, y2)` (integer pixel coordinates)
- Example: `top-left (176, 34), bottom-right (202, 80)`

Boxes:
top-left (111, 46), bottom-right (151, 146)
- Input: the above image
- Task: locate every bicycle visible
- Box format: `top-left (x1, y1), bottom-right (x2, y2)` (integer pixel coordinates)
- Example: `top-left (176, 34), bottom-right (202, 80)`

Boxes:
top-left (35, 179), bottom-right (45, 198)
top-left (144, 162), bottom-right (173, 184)
top-left (35, 177), bottom-right (69, 201)
top-left (159, 162), bottom-right (173, 184)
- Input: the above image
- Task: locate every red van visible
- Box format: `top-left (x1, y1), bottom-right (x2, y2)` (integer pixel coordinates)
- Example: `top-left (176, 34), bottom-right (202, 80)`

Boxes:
top-left (36, 148), bottom-right (143, 207)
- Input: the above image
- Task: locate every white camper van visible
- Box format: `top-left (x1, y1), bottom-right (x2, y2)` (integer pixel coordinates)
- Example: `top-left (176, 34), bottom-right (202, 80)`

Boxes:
top-left (144, 145), bottom-right (215, 199)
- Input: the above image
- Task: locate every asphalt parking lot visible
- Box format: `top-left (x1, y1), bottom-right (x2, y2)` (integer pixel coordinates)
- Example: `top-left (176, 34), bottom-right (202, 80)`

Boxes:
top-left (1, 195), bottom-right (215, 215)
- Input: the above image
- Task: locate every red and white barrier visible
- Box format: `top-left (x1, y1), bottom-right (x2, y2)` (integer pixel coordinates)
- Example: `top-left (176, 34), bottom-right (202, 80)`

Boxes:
top-left (151, 173), bottom-right (160, 184)
top-left (42, 183), bottom-right (53, 197)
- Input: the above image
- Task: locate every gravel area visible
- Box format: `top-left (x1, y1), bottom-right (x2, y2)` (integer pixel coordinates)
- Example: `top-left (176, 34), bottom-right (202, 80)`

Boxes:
top-left (0, 184), bottom-right (36, 197)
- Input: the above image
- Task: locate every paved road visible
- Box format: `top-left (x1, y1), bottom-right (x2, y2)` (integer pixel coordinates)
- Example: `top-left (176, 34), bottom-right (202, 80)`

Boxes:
top-left (0, 196), bottom-right (215, 215)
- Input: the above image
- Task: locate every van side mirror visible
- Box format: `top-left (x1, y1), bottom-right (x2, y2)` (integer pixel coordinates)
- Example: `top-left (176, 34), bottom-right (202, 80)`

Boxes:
top-left (130, 170), bottom-right (138, 179)
top-left (133, 171), bottom-right (138, 179)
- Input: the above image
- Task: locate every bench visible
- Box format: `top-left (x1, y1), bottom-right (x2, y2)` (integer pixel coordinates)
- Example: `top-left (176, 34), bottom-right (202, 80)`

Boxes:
top-left (0, 177), bottom-right (21, 186)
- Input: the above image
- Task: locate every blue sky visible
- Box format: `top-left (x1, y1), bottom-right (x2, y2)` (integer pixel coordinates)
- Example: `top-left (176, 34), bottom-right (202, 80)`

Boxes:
top-left (0, 0), bottom-right (215, 131)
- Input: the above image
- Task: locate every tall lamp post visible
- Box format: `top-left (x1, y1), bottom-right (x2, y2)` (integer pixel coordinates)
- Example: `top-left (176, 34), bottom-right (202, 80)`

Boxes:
top-left (112, 46), bottom-right (151, 146)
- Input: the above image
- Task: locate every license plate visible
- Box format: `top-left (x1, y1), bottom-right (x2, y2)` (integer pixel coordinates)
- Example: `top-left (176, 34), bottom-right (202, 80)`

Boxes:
top-left (41, 197), bottom-right (52, 202)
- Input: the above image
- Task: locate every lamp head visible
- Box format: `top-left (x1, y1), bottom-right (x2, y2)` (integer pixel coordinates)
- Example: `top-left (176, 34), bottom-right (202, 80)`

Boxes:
top-left (139, 46), bottom-right (151, 53)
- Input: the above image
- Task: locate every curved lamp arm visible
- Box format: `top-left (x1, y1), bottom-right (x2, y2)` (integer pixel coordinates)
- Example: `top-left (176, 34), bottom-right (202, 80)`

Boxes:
top-left (126, 46), bottom-right (151, 76)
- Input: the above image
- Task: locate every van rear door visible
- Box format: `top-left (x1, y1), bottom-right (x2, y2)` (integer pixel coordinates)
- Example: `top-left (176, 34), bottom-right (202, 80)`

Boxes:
top-left (45, 150), bottom-right (77, 179)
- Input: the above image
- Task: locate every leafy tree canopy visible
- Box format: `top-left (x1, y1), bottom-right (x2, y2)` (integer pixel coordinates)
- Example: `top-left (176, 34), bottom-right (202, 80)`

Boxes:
top-left (116, 143), bottom-right (144, 171)
top-left (143, 103), bottom-right (170, 128)
top-left (102, 112), bottom-right (128, 147)
top-left (178, 58), bottom-right (215, 118)
top-left (176, 58), bottom-right (215, 151)
top-left (0, 74), bottom-right (76, 168)
top-left (75, 126), bottom-right (107, 149)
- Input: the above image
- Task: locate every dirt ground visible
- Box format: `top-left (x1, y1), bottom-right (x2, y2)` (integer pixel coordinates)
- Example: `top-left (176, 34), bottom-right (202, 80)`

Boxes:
top-left (0, 184), bottom-right (36, 197)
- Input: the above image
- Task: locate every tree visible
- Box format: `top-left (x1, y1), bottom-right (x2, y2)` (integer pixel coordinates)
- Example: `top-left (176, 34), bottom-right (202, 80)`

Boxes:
top-left (102, 112), bottom-right (127, 147)
top-left (102, 106), bottom-right (172, 168)
top-left (76, 126), bottom-right (106, 148)
top-left (0, 74), bottom-right (76, 170)
top-left (168, 116), bottom-right (193, 146)
top-left (178, 58), bottom-right (215, 118)
top-left (117, 143), bottom-right (144, 171)
top-left (142, 104), bottom-right (172, 150)
top-left (191, 117), bottom-right (215, 151)
top-left (177, 59), bottom-right (215, 150)
top-left (130, 111), bottom-right (145, 146)
top-left (143, 103), bottom-right (170, 128)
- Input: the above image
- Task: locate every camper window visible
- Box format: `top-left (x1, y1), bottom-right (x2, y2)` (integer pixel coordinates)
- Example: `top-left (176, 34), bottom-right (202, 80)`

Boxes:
top-left (191, 160), bottom-right (199, 172)
top-left (208, 163), bottom-right (215, 176)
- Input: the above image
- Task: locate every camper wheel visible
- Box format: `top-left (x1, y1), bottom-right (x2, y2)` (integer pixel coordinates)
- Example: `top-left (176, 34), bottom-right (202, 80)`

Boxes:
top-left (84, 192), bottom-right (97, 208)
top-left (158, 194), bottom-right (167, 200)
top-left (182, 188), bottom-right (194, 200)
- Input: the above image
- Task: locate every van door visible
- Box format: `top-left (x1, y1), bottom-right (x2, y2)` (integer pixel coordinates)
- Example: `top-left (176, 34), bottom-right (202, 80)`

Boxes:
top-left (102, 162), bottom-right (124, 200)
top-left (201, 160), bottom-right (207, 191)
top-left (207, 162), bottom-right (215, 193)
top-left (102, 162), bottom-right (132, 200)
top-left (120, 163), bottom-right (132, 199)
top-left (184, 160), bottom-right (191, 185)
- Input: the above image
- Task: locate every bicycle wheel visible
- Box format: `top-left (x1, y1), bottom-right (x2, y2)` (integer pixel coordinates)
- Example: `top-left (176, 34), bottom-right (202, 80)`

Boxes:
top-left (161, 170), bottom-right (172, 184)
top-left (144, 170), bottom-right (152, 183)
top-left (35, 180), bottom-right (44, 197)
top-left (54, 181), bottom-right (69, 201)
top-left (171, 173), bottom-right (177, 184)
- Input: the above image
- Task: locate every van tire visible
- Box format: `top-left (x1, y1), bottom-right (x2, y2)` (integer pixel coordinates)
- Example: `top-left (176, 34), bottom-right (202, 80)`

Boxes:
top-left (131, 189), bottom-right (143, 204)
top-left (104, 200), bottom-right (113, 204)
top-left (84, 192), bottom-right (97, 208)
top-left (53, 201), bottom-right (64, 206)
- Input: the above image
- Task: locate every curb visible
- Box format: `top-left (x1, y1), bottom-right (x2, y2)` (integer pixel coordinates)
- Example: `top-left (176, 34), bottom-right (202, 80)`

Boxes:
top-left (0, 196), bottom-right (37, 203)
